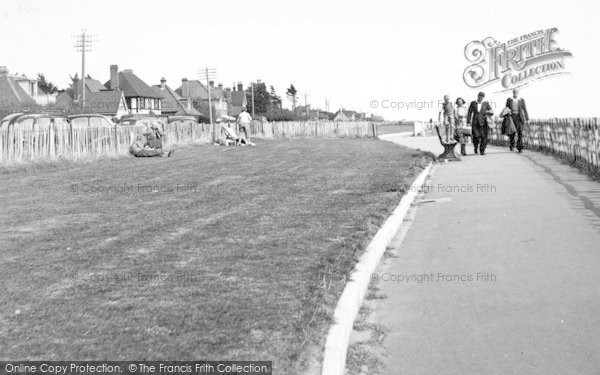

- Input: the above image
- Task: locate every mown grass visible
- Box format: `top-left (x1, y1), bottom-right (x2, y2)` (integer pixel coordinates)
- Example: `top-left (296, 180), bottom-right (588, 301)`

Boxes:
top-left (0, 138), bottom-right (430, 373)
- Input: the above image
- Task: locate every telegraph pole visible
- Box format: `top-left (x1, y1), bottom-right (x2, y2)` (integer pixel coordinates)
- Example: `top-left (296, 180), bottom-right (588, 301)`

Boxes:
top-left (199, 68), bottom-right (217, 141)
top-left (74, 30), bottom-right (94, 112)
top-left (251, 81), bottom-right (255, 117)
top-left (304, 93), bottom-right (309, 120)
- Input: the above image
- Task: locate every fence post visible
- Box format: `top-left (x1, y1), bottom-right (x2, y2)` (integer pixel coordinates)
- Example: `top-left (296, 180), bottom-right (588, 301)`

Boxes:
top-left (114, 123), bottom-right (118, 152)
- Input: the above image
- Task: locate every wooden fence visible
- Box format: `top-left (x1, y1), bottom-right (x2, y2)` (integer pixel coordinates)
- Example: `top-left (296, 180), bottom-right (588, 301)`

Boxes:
top-left (245, 120), bottom-right (378, 138)
top-left (0, 119), bottom-right (378, 164)
top-left (488, 118), bottom-right (600, 172)
top-left (0, 120), bottom-right (213, 164)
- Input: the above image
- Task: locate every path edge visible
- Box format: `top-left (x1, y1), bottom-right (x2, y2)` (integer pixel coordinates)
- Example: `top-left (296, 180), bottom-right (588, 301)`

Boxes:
top-left (321, 161), bottom-right (433, 375)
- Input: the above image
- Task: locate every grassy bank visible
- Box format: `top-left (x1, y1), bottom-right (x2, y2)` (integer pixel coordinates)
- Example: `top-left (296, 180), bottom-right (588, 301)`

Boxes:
top-left (0, 138), bottom-right (430, 373)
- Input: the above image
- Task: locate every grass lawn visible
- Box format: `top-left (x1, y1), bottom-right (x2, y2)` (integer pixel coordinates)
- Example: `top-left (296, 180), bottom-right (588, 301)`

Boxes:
top-left (0, 137), bottom-right (430, 373)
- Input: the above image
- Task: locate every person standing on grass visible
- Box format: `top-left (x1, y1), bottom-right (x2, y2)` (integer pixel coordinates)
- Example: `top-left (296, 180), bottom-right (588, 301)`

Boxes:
top-left (467, 91), bottom-right (494, 155)
top-left (236, 106), bottom-right (252, 143)
top-left (510, 88), bottom-right (529, 153)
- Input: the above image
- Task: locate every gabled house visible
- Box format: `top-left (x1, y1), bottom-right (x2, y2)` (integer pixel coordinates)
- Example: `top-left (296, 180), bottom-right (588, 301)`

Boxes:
top-left (175, 78), bottom-right (228, 117)
top-left (152, 78), bottom-right (203, 118)
top-left (56, 73), bottom-right (128, 118)
top-left (104, 65), bottom-right (162, 115)
top-left (224, 82), bottom-right (248, 117)
top-left (333, 109), bottom-right (352, 122)
top-left (0, 66), bottom-right (57, 108)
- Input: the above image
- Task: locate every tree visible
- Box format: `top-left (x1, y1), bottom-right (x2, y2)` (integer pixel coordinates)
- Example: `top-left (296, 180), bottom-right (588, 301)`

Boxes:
top-left (286, 84), bottom-right (298, 111)
top-left (37, 73), bottom-right (58, 94)
top-left (245, 82), bottom-right (272, 115)
top-left (270, 85), bottom-right (282, 109)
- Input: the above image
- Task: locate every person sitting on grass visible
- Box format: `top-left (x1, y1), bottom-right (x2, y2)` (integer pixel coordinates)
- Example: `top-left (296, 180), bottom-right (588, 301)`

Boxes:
top-left (130, 135), bottom-right (174, 157)
top-left (146, 121), bottom-right (164, 151)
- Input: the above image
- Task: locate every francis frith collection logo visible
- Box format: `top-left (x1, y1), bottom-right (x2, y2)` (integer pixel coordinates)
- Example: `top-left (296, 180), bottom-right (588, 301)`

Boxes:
top-left (463, 27), bottom-right (573, 92)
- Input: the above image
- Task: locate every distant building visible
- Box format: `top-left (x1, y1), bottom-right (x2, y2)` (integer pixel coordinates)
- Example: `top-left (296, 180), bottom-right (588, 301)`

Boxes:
top-left (104, 65), bottom-right (162, 115)
top-left (0, 66), bottom-right (56, 108)
top-left (333, 109), bottom-right (352, 121)
top-left (151, 78), bottom-right (203, 118)
top-left (333, 109), bottom-right (367, 121)
top-left (56, 72), bottom-right (128, 118)
top-left (224, 82), bottom-right (248, 117)
top-left (175, 79), bottom-right (228, 117)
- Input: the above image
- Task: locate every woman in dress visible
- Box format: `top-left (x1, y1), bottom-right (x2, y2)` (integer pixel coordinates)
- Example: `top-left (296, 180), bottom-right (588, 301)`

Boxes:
top-left (454, 97), bottom-right (469, 155)
top-left (500, 98), bottom-right (517, 150)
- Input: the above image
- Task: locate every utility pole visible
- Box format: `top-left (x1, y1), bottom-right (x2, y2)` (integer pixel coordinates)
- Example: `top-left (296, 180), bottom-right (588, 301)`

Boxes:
top-left (304, 93), bottom-right (310, 120)
top-left (251, 81), bottom-right (255, 117)
top-left (325, 97), bottom-right (330, 113)
top-left (199, 68), bottom-right (217, 141)
top-left (74, 30), bottom-right (94, 112)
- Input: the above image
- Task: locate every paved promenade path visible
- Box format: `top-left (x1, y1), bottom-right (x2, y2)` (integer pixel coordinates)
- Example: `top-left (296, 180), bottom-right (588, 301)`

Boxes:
top-left (360, 135), bottom-right (600, 374)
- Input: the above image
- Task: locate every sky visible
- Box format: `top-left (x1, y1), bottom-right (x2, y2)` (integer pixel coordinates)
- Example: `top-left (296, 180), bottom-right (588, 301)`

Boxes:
top-left (1, 0), bottom-right (598, 120)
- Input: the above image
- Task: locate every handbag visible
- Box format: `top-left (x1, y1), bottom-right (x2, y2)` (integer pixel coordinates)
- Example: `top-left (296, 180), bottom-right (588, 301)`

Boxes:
top-left (502, 115), bottom-right (516, 136)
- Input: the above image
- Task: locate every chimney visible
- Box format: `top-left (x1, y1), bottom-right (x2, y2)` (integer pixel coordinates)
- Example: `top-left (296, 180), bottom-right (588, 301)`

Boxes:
top-left (209, 80), bottom-right (214, 88)
top-left (181, 78), bottom-right (189, 98)
top-left (160, 77), bottom-right (166, 89)
top-left (110, 65), bottom-right (119, 90)
top-left (237, 82), bottom-right (243, 91)
top-left (218, 83), bottom-right (223, 90)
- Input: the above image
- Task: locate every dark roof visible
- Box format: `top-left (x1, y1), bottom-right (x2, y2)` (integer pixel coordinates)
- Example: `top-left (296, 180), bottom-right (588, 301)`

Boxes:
top-left (152, 84), bottom-right (203, 116)
top-left (175, 80), bottom-right (223, 100)
top-left (0, 74), bottom-right (35, 106)
top-left (151, 84), bottom-right (181, 113)
top-left (83, 90), bottom-right (126, 115)
top-left (105, 71), bottom-right (161, 98)
top-left (175, 105), bottom-right (203, 117)
top-left (80, 78), bottom-right (106, 93)
top-left (230, 91), bottom-right (247, 107)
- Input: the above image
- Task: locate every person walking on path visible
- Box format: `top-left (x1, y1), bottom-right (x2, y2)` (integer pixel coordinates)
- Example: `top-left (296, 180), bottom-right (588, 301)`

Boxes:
top-left (454, 97), bottom-right (470, 156)
top-left (236, 106), bottom-right (253, 143)
top-left (438, 95), bottom-right (455, 144)
top-left (509, 88), bottom-right (529, 153)
top-left (467, 91), bottom-right (494, 155)
top-left (500, 98), bottom-right (517, 150)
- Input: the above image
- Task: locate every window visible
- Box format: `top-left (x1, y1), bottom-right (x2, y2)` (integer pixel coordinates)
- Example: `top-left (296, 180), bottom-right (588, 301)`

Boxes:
top-left (70, 117), bottom-right (89, 127)
top-left (17, 118), bottom-right (34, 127)
top-left (36, 117), bottom-right (51, 127)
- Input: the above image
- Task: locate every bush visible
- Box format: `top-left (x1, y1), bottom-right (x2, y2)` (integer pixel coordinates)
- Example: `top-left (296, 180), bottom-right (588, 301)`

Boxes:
top-left (265, 108), bottom-right (301, 122)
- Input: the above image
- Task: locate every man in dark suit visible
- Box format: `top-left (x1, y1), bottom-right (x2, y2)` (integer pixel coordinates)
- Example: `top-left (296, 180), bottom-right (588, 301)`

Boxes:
top-left (509, 88), bottom-right (529, 153)
top-left (467, 92), bottom-right (494, 155)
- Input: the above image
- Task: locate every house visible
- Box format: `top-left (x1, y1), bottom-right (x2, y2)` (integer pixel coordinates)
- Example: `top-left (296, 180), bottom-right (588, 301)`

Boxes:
top-left (151, 78), bottom-right (203, 118)
top-left (104, 65), bottom-right (162, 115)
top-left (175, 79), bottom-right (228, 117)
top-left (224, 82), bottom-right (248, 117)
top-left (333, 109), bottom-right (367, 121)
top-left (333, 109), bottom-right (352, 122)
top-left (0, 66), bottom-right (57, 108)
top-left (55, 73), bottom-right (128, 118)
